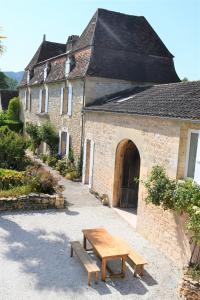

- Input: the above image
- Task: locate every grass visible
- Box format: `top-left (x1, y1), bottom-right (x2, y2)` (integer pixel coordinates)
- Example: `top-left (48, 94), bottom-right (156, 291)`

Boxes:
top-left (0, 185), bottom-right (32, 198)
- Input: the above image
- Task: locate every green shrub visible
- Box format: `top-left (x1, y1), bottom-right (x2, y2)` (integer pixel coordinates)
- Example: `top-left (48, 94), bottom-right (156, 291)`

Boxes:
top-left (0, 127), bottom-right (27, 170)
top-left (143, 165), bottom-right (176, 210)
top-left (39, 153), bottom-right (48, 163)
top-left (40, 122), bottom-right (59, 156)
top-left (7, 97), bottom-right (20, 120)
top-left (26, 122), bottom-right (42, 154)
top-left (0, 185), bottom-right (32, 197)
top-left (0, 168), bottom-right (25, 189)
top-left (25, 165), bottom-right (58, 194)
top-left (47, 156), bottom-right (58, 168)
top-left (0, 119), bottom-right (23, 133)
top-left (65, 170), bottom-right (79, 180)
top-left (143, 165), bottom-right (200, 265)
top-left (56, 158), bottom-right (68, 176)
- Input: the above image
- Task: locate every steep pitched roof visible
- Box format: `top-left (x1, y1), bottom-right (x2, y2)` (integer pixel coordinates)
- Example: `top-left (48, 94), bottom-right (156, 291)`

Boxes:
top-left (25, 40), bottom-right (66, 70)
top-left (19, 8), bottom-right (180, 86)
top-left (74, 8), bottom-right (179, 83)
top-left (84, 81), bottom-right (200, 121)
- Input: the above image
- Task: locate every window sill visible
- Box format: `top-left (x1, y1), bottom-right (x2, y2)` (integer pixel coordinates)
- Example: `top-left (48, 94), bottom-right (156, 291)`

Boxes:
top-left (36, 112), bottom-right (49, 117)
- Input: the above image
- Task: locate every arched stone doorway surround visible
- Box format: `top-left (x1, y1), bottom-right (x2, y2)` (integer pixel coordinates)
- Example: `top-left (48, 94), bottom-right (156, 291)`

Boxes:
top-left (113, 139), bottom-right (140, 209)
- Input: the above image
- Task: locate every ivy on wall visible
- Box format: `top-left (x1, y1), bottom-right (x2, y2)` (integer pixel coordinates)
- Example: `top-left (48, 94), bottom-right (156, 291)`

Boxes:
top-left (142, 166), bottom-right (200, 268)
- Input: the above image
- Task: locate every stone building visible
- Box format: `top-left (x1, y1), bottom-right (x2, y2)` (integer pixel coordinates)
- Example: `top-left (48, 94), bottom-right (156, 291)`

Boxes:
top-left (19, 8), bottom-right (179, 162)
top-left (82, 80), bottom-right (200, 267)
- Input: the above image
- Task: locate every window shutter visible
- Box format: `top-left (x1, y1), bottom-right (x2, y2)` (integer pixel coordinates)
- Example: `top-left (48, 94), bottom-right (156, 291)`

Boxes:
top-left (38, 89), bottom-right (42, 113)
top-left (45, 87), bottom-right (49, 113)
top-left (194, 133), bottom-right (200, 184)
top-left (24, 90), bottom-right (27, 109)
top-left (82, 139), bottom-right (87, 183)
top-left (67, 83), bottom-right (73, 116)
top-left (60, 87), bottom-right (64, 115)
top-left (66, 133), bottom-right (70, 157)
top-left (89, 141), bottom-right (95, 188)
top-left (58, 130), bottom-right (61, 155)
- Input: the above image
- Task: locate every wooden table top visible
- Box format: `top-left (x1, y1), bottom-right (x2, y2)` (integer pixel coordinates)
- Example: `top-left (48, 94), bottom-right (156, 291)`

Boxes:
top-left (82, 228), bottom-right (129, 259)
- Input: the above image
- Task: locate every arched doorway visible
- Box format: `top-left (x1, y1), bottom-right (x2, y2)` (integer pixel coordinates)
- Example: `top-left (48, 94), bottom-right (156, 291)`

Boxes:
top-left (113, 139), bottom-right (140, 209)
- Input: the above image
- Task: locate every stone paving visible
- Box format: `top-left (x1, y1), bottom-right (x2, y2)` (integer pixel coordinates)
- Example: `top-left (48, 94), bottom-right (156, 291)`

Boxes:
top-left (0, 170), bottom-right (181, 299)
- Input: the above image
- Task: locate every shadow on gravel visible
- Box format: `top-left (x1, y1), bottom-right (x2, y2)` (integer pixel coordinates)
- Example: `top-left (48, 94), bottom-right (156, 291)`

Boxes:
top-left (0, 215), bottom-right (156, 296)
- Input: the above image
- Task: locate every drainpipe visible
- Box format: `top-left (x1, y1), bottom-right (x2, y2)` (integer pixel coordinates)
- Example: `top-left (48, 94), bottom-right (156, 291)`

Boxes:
top-left (80, 78), bottom-right (86, 165)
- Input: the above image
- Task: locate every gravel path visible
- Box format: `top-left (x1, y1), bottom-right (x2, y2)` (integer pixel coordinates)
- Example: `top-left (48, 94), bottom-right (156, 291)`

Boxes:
top-left (0, 169), bottom-right (181, 300)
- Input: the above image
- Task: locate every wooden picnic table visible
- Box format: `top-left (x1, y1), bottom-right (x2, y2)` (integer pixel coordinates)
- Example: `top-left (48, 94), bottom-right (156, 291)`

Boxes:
top-left (82, 228), bottom-right (129, 281)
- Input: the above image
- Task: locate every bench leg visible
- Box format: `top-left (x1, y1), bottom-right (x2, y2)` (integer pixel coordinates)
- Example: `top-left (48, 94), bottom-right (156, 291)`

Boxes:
top-left (121, 257), bottom-right (126, 278)
top-left (102, 258), bottom-right (107, 281)
top-left (83, 236), bottom-right (87, 250)
top-left (88, 273), bottom-right (91, 286)
top-left (95, 272), bottom-right (98, 284)
top-left (70, 245), bottom-right (73, 257)
top-left (135, 265), bottom-right (144, 277)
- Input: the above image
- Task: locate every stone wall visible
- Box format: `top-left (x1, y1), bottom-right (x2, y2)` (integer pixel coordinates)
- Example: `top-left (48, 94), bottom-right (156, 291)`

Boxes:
top-left (84, 77), bottom-right (147, 105)
top-left (179, 272), bottom-right (200, 300)
top-left (0, 193), bottom-right (65, 211)
top-left (19, 79), bottom-right (84, 162)
top-left (83, 111), bottom-right (200, 267)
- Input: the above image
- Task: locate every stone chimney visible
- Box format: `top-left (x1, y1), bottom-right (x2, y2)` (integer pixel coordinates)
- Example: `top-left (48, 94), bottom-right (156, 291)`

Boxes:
top-left (66, 35), bottom-right (79, 52)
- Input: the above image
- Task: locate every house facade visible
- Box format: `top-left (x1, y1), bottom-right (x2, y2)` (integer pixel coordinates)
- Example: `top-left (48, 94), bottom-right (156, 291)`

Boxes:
top-left (82, 81), bottom-right (200, 267)
top-left (19, 8), bottom-right (179, 164)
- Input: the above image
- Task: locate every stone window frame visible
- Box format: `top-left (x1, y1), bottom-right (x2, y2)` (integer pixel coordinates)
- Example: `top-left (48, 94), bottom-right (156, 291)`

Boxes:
top-left (185, 129), bottom-right (200, 183)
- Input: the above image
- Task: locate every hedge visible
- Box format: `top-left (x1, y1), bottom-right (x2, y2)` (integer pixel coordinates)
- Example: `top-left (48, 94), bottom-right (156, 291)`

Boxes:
top-left (0, 120), bottom-right (23, 133)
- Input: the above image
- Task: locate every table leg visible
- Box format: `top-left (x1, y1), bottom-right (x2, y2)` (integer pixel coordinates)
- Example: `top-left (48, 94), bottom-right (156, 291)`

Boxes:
top-left (102, 258), bottom-right (107, 281)
top-left (121, 257), bottom-right (126, 278)
top-left (83, 235), bottom-right (86, 250)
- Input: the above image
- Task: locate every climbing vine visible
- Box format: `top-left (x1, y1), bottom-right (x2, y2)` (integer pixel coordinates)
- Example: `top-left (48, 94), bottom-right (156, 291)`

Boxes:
top-left (143, 166), bottom-right (200, 270)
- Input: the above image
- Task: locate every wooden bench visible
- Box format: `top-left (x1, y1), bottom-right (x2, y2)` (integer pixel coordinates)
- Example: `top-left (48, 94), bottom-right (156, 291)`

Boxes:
top-left (114, 237), bottom-right (147, 277)
top-left (70, 241), bottom-right (100, 286)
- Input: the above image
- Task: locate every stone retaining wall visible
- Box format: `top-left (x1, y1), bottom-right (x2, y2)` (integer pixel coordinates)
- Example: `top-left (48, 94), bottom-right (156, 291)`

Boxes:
top-left (179, 273), bottom-right (200, 300)
top-left (0, 193), bottom-right (65, 211)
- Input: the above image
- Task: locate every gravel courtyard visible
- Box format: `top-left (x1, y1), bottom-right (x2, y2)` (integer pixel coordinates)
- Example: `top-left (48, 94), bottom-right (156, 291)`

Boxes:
top-left (0, 177), bottom-right (181, 300)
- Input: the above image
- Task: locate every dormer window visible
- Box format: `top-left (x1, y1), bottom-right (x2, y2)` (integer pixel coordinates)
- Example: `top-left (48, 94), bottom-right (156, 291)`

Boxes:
top-left (27, 70), bottom-right (30, 84)
top-left (65, 56), bottom-right (75, 77)
top-left (65, 57), bottom-right (70, 77)
top-left (44, 62), bottom-right (50, 81)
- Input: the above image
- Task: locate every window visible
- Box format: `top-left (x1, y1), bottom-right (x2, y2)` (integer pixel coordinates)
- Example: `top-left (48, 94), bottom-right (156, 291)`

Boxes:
top-left (186, 130), bottom-right (200, 184)
top-left (60, 87), bottom-right (68, 115)
top-left (29, 91), bottom-right (32, 112)
top-left (25, 89), bottom-right (28, 111)
top-left (38, 87), bottom-right (48, 113)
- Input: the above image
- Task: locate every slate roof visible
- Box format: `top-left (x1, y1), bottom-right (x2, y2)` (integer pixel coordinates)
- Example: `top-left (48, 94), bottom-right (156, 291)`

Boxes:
top-left (84, 81), bottom-right (200, 121)
top-left (19, 8), bottom-right (180, 87)
top-left (25, 41), bottom-right (66, 70)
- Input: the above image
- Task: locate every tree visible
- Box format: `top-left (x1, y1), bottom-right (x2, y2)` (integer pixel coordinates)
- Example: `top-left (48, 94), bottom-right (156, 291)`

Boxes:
top-left (182, 77), bottom-right (189, 82)
top-left (40, 122), bottom-right (59, 156)
top-left (26, 123), bottom-right (42, 154)
top-left (5, 76), bottom-right (18, 90)
top-left (7, 97), bottom-right (21, 120)
top-left (0, 71), bottom-right (8, 89)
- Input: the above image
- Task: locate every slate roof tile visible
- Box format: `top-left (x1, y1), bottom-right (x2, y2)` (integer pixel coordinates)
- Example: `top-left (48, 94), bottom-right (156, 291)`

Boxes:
top-left (84, 81), bottom-right (200, 121)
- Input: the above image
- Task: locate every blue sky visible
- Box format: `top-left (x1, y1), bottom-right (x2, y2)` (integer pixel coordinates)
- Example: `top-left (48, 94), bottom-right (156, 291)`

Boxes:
top-left (0, 0), bottom-right (199, 80)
